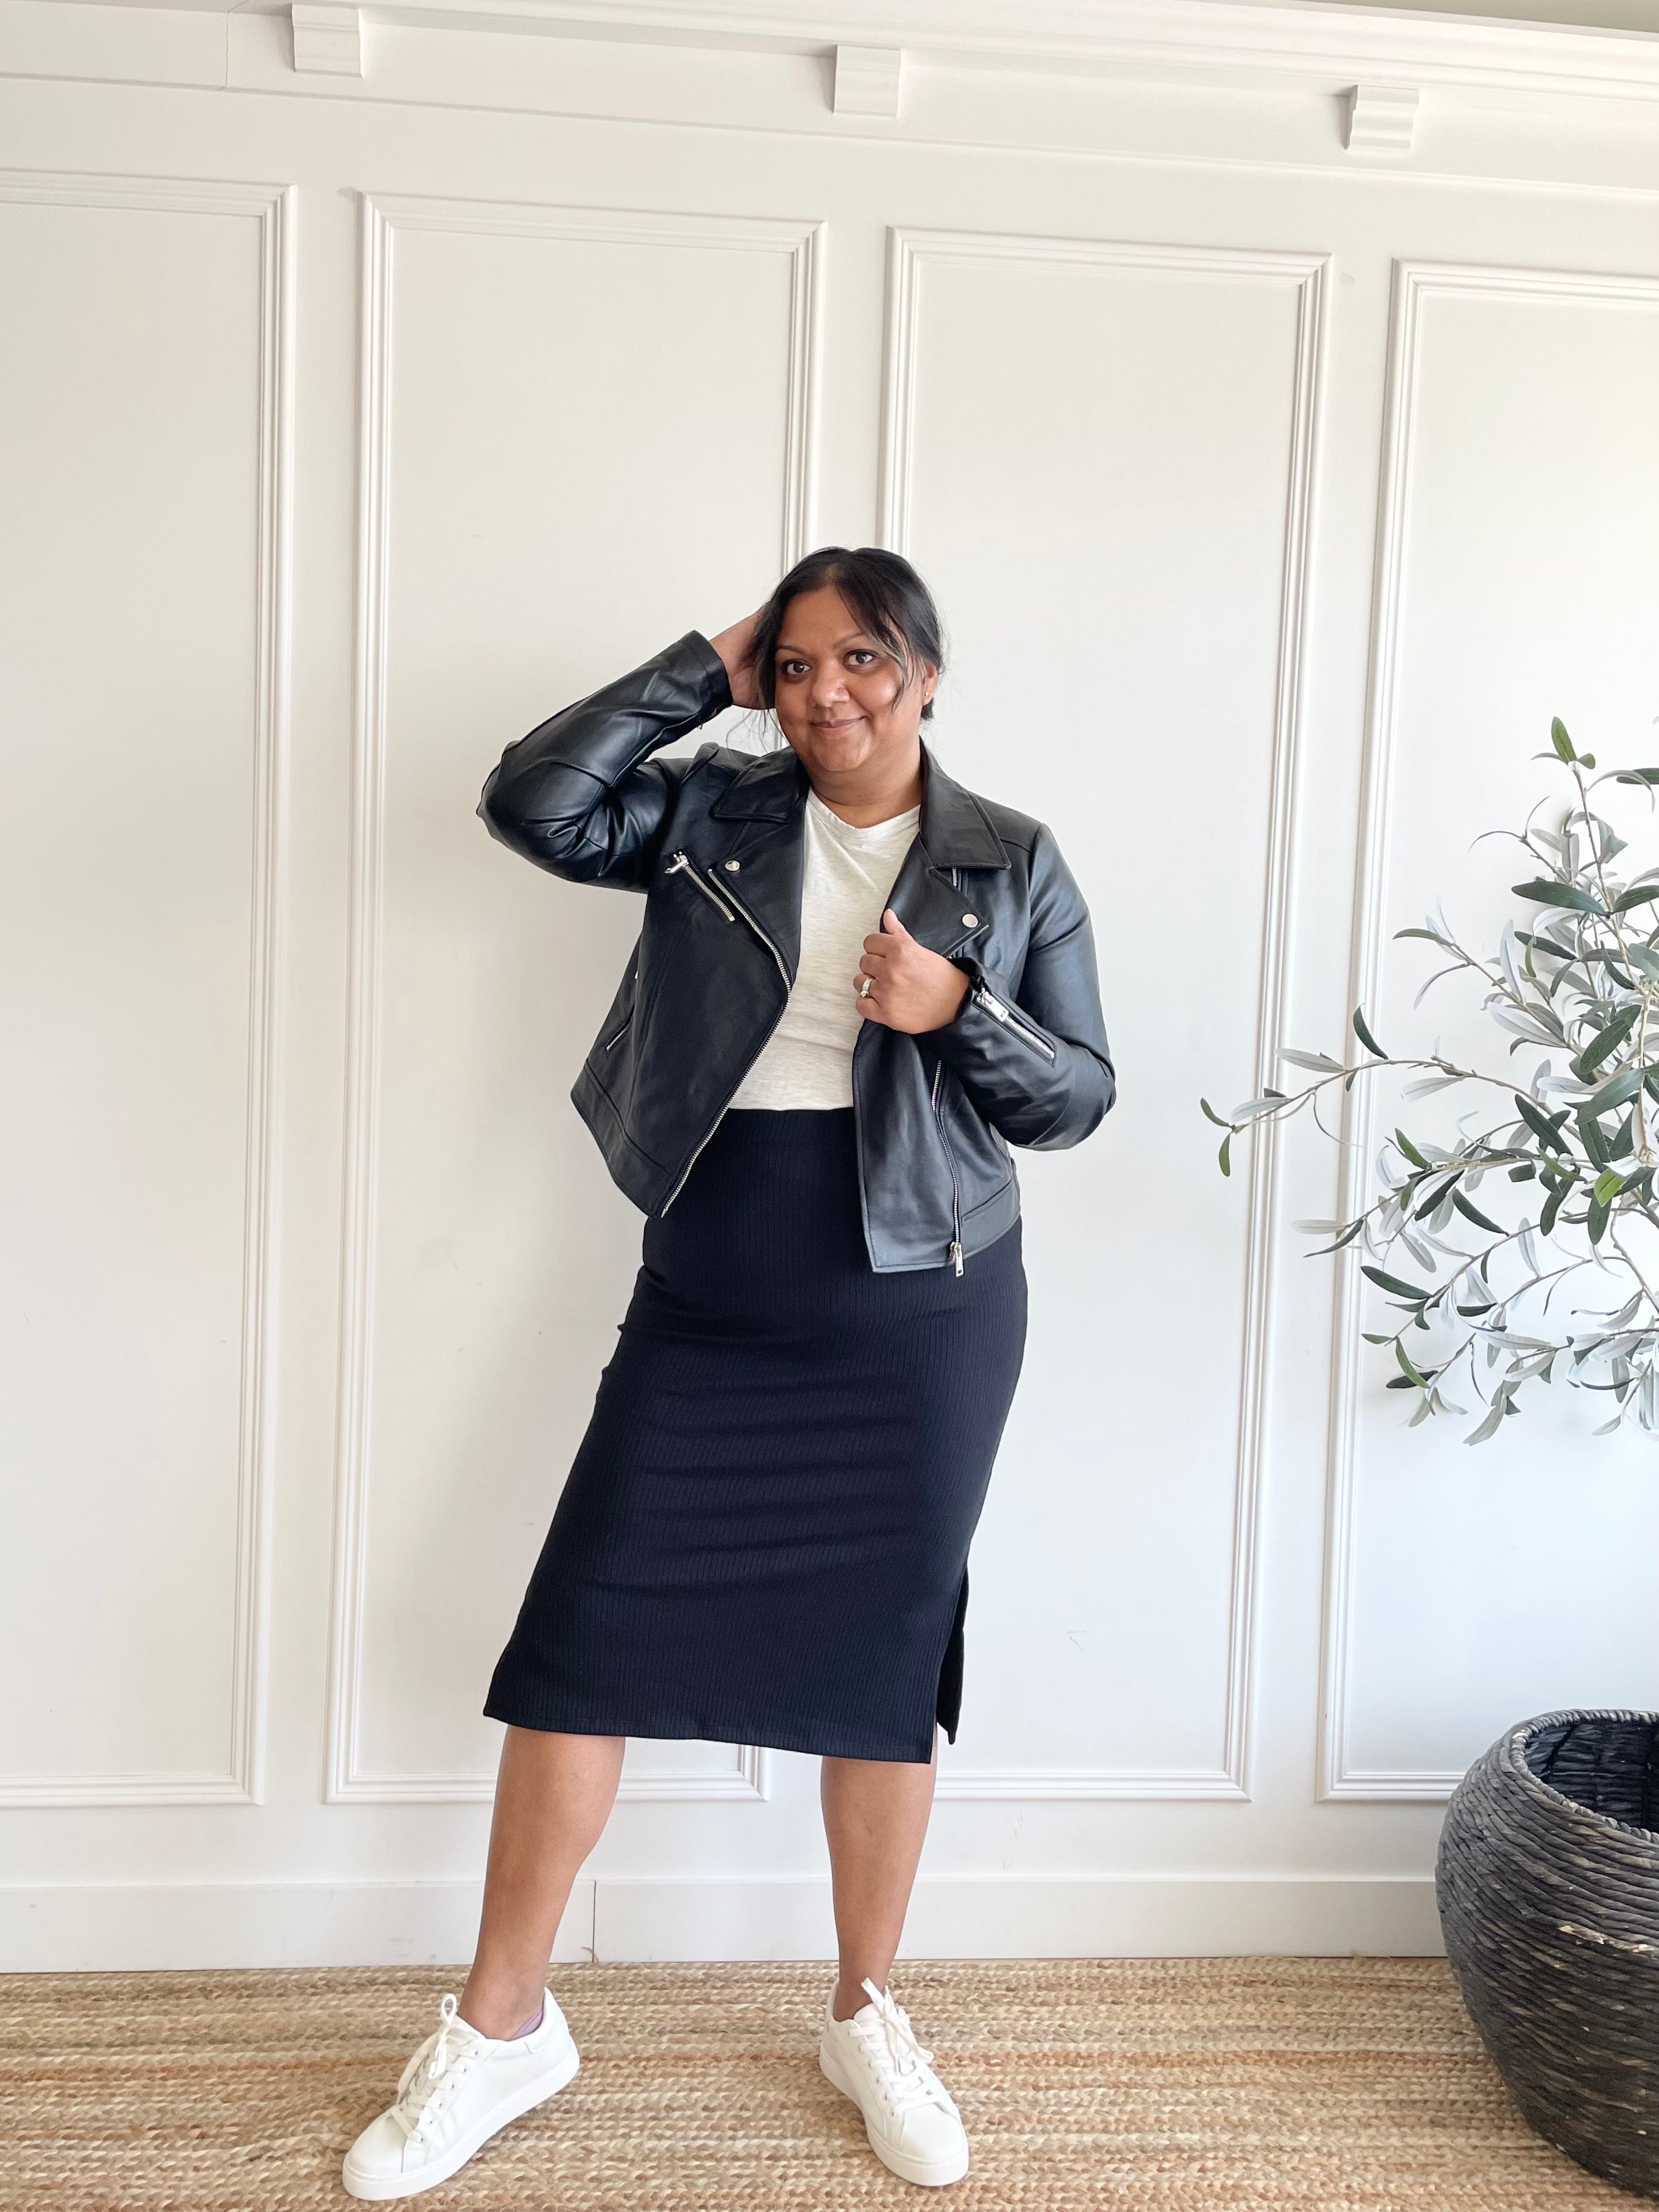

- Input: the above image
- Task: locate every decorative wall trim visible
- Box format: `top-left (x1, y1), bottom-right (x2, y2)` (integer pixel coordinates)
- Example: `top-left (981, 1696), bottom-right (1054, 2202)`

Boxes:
top-left (292, 1), bottom-right (364, 74)
top-left (1342, 84), bottom-right (1419, 157)
top-left (592, 1871), bottom-right (1443, 1960)
top-left (832, 42), bottom-right (901, 117)
top-left (0, 1878), bottom-right (597, 1973)
top-left (881, 225), bottom-right (1329, 1805)
top-left (346, 0), bottom-right (1659, 106)
top-left (933, 1765), bottom-right (1252, 1803)
top-left (0, 1871), bottom-right (1443, 1972)
top-left (0, 172), bottom-right (292, 1811)
top-left (342, 1744), bottom-right (773, 1804)
top-left (1320, 258), bottom-right (1659, 1804)
top-left (325, 192), bottom-right (821, 1804)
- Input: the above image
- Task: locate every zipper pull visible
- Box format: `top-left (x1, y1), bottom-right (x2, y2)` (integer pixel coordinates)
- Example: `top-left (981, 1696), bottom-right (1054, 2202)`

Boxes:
top-left (950, 1240), bottom-right (964, 1277)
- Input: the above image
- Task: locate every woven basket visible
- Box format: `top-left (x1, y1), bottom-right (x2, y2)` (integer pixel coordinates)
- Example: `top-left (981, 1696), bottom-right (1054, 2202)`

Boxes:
top-left (1436, 1707), bottom-right (1659, 2198)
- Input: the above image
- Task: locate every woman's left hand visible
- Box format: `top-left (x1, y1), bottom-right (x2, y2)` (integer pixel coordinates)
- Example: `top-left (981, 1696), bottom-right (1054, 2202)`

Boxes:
top-left (854, 910), bottom-right (971, 1034)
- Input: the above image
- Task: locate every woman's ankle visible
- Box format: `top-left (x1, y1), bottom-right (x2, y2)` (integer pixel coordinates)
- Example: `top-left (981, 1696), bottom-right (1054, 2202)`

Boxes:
top-left (831, 1974), bottom-right (884, 2023)
top-left (458, 1970), bottom-right (549, 2040)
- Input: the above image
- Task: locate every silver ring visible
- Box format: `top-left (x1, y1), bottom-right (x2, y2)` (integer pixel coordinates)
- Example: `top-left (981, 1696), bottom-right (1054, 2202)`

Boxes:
top-left (859, 976), bottom-right (873, 998)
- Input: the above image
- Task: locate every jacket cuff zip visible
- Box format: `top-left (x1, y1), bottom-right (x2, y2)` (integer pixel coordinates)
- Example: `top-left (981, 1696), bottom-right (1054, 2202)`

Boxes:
top-left (943, 958), bottom-right (1059, 1063)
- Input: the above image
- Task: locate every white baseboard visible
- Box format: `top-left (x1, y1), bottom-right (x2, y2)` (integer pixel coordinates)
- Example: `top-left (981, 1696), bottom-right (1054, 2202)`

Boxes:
top-left (595, 1875), bottom-right (1443, 1960)
top-left (0, 1874), bottom-right (1442, 1973)
top-left (0, 1878), bottom-right (596, 1974)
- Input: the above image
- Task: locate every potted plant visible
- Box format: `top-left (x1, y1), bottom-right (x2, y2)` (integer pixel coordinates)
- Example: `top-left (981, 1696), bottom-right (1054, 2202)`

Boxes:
top-left (1204, 719), bottom-right (1659, 2196)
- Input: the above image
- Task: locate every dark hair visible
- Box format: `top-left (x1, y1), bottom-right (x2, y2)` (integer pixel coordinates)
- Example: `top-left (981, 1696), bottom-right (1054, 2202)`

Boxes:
top-left (746, 545), bottom-right (946, 722)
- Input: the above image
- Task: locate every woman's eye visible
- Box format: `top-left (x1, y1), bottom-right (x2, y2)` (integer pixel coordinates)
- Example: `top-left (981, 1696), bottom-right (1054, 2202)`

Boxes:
top-left (847, 651), bottom-right (875, 667)
top-left (778, 660), bottom-right (808, 679)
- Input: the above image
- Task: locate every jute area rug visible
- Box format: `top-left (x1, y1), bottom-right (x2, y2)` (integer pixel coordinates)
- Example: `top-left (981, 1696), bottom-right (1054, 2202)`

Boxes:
top-left (0, 1957), bottom-right (1635, 2210)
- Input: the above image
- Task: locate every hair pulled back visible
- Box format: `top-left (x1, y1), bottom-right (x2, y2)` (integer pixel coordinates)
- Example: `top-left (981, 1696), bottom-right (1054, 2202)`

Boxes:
top-left (746, 545), bottom-right (945, 722)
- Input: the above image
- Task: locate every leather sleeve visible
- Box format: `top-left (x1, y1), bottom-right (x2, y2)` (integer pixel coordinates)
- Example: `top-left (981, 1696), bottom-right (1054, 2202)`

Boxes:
top-left (477, 630), bottom-right (734, 889)
top-left (927, 824), bottom-right (1116, 1148)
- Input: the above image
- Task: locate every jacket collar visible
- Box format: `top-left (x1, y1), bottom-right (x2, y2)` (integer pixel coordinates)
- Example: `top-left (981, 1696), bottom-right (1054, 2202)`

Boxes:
top-left (708, 738), bottom-right (1011, 871)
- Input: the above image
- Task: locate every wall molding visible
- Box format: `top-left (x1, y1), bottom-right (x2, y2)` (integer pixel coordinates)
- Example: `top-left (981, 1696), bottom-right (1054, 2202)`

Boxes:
top-left (933, 1764), bottom-right (1254, 1802)
top-left (1320, 256), bottom-right (1659, 1804)
top-left (6, 24), bottom-right (1654, 201)
top-left (881, 225), bottom-right (1329, 1805)
top-left (832, 42), bottom-right (902, 116)
top-left (325, 191), bottom-right (821, 1805)
top-left (0, 1871), bottom-right (1443, 1972)
top-left (292, 0), bottom-right (364, 72)
top-left (0, 171), bottom-right (293, 1811)
top-left (326, 0), bottom-right (1659, 105)
top-left (346, 1743), bottom-right (774, 1803)
top-left (1342, 82), bottom-right (1420, 157)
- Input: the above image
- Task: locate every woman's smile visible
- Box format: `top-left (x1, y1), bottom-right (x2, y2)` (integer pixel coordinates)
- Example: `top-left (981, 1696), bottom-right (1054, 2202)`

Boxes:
top-left (767, 582), bottom-right (938, 819)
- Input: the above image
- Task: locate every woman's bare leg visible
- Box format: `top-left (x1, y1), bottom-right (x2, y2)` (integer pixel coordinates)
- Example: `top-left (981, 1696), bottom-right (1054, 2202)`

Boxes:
top-left (820, 1728), bottom-right (941, 2021)
top-left (458, 1726), bottom-right (625, 2037)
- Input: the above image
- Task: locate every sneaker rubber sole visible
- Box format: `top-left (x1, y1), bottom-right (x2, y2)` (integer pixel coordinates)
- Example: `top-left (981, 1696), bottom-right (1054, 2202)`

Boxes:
top-left (818, 2033), bottom-right (970, 2187)
top-left (342, 2037), bottom-right (580, 2201)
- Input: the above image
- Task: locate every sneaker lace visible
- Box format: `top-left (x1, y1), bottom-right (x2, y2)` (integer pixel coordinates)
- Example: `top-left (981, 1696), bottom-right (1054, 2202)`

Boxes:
top-left (389, 1994), bottom-right (482, 2140)
top-left (849, 1978), bottom-right (957, 2117)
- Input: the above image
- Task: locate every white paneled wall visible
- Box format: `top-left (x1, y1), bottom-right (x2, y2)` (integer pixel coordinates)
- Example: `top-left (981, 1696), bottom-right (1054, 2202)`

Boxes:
top-left (888, 232), bottom-right (1325, 1798)
top-left (1332, 264), bottom-right (1659, 1794)
top-left (1, 0), bottom-right (1656, 1969)
top-left (0, 176), bottom-right (290, 1808)
top-left (332, 199), bottom-right (818, 1805)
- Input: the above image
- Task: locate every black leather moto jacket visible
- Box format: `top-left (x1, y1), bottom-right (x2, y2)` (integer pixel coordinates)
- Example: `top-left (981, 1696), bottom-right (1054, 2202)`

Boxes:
top-left (478, 631), bottom-right (1116, 1272)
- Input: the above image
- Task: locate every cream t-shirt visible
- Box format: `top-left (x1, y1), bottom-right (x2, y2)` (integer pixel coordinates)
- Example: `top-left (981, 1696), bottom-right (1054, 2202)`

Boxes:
top-left (727, 788), bottom-right (920, 1110)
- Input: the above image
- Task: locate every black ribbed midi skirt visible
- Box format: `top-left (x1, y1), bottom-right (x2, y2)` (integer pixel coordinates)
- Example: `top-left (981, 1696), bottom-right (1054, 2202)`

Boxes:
top-left (483, 1106), bottom-right (1027, 1763)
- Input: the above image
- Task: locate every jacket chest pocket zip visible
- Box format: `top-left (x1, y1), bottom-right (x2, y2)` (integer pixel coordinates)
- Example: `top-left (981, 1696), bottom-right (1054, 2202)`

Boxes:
top-left (670, 850), bottom-right (792, 988)
top-left (665, 848), bottom-right (737, 922)
top-left (973, 983), bottom-right (1057, 1062)
top-left (709, 869), bottom-right (791, 987)
top-left (930, 1061), bottom-right (965, 1277)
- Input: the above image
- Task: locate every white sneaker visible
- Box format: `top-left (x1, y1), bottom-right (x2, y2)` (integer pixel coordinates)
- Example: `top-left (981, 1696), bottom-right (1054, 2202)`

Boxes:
top-left (818, 1977), bottom-right (970, 2187)
top-left (342, 1988), bottom-right (579, 2200)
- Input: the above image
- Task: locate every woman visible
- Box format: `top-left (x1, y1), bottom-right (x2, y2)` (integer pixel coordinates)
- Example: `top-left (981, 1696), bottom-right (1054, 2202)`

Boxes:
top-left (342, 548), bottom-right (1115, 2201)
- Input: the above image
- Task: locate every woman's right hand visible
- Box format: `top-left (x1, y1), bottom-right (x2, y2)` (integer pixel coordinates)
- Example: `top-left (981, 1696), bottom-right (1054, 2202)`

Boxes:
top-left (707, 608), bottom-right (767, 710)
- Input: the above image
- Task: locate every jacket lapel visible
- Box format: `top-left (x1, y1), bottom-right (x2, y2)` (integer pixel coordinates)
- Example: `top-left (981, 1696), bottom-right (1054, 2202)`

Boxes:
top-left (707, 746), bottom-right (809, 981)
top-left (888, 745), bottom-right (1009, 959)
top-left (915, 745), bottom-right (1012, 873)
top-left (701, 738), bottom-right (1011, 976)
top-left (884, 842), bottom-right (992, 961)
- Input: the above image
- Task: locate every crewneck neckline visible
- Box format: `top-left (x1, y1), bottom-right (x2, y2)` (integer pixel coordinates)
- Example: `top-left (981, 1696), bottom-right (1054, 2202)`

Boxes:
top-left (807, 787), bottom-right (921, 847)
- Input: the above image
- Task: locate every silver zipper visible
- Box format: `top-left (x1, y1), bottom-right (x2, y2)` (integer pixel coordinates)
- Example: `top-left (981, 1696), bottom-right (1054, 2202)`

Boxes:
top-left (658, 857), bottom-right (792, 1215)
top-left (931, 1060), bottom-right (965, 1276)
top-left (660, 1000), bottom-right (789, 1214)
top-left (660, 1105), bottom-right (729, 1215)
top-left (664, 849), bottom-right (736, 922)
top-left (973, 984), bottom-right (1057, 1061)
top-left (703, 865), bottom-right (790, 987)
top-left (941, 866), bottom-right (967, 1268)
top-left (602, 964), bottom-right (639, 1050)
